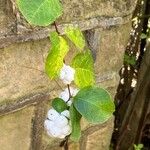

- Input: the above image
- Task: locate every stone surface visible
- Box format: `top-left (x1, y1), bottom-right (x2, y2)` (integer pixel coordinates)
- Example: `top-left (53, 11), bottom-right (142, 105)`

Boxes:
top-left (0, 106), bottom-right (34, 150)
top-left (68, 142), bottom-right (80, 150)
top-left (95, 23), bottom-right (131, 97)
top-left (60, 0), bottom-right (137, 23)
top-left (0, 0), bottom-right (16, 36)
top-left (0, 39), bottom-right (55, 104)
top-left (82, 118), bottom-right (114, 150)
top-left (95, 23), bottom-right (131, 75)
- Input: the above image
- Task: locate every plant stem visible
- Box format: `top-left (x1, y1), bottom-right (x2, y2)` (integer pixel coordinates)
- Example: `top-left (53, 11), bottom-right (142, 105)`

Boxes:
top-left (53, 21), bottom-right (60, 34)
top-left (60, 135), bottom-right (70, 150)
top-left (67, 84), bottom-right (72, 97)
top-left (66, 84), bottom-right (72, 103)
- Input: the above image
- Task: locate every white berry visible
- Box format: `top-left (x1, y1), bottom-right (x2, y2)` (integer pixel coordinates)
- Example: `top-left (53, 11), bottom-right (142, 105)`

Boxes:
top-left (44, 109), bottom-right (72, 139)
top-left (61, 110), bottom-right (70, 118)
top-left (59, 87), bottom-right (79, 106)
top-left (67, 100), bottom-right (72, 106)
top-left (60, 64), bottom-right (75, 84)
top-left (62, 125), bottom-right (72, 135)
top-left (47, 109), bottom-right (60, 121)
top-left (44, 86), bottom-right (79, 139)
top-left (44, 120), bottom-right (54, 130)
top-left (54, 115), bottom-right (68, 127)
top-left (59, 90), bottom-right (69, 102)
top-left (48, 126), bottom-right (62, 137)
top-left (72, 88), bottom-right (79, 96)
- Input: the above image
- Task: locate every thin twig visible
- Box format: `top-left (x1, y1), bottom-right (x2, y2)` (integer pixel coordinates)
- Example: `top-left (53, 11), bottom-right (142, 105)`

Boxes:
top-left (67, 84), bottom-right (72, 98)
top-left (53, 21), bottom-right (60, 34)
top-left (60, 135), bottom-right (70, 150)
top-left (66, 84), bottom-right (72, 103)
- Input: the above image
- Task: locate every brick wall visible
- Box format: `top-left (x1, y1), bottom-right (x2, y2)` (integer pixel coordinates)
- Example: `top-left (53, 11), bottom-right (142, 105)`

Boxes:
top-left (0, 0), bottom-right (137, 150)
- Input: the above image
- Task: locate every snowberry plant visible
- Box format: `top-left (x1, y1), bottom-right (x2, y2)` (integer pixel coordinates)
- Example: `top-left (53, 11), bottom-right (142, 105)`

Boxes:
top-left (17, 0), bottom-right (115, 142)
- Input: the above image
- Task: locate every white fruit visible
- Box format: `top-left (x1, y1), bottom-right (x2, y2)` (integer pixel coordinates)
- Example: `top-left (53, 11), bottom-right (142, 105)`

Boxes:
top-left (44, 120), bottom-right (54, 130)
top-left (61, 110), bottom-right (70, 118)
top-left (47, 109), bottom-right (60, 121)
top-left (64, 87), bottom-right (79, 97)
top-left (67, 100), bottom-right (72, 106)
top-left (48, 126), bottom-right (62, 137)
top-left (62, 125), bottom-right (72, 135)
top-left (59, 90), bottom-right (72, 106)
top-left (60, 64), bottom-right (75, 84)
top-left (44, 112), bottom-right (72, 139)
top-left (59, 90), bottom-right (69, 102)
top-left (59, 87), bottom-right (79, 104)
top-left (72, 88), bottom-right (79, 96)
top-left (55, 115), bottom-right (68, 127)
top-left (44, 86), bottom-right (78, 139)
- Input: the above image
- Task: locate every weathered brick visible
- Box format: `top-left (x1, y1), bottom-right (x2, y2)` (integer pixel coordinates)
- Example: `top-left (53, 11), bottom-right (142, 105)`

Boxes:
top-left (81, 118), bottom-right (114, 150)
top-left (0, 39), bottom-right (54, 104)
top-left (0, 107), bottom-right (34, 150)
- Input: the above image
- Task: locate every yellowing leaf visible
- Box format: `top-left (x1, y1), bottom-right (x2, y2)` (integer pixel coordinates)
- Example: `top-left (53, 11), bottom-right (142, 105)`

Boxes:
top-left (45, 32), bottom-right (69, 79)
top-left (65, 26), bottom-right (85, 50)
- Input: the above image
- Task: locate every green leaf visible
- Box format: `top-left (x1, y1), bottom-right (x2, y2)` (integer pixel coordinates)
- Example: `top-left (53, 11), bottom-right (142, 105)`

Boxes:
top-left (71, 50), bottom-right (95, 88)
top-left (52, 98), bottom-right (68, 113)
top-left (138, 144), bottom-right (144, 149)
top-left (73, 86), bottom-right (115, 124)
top-left (17, 0), bottom-right (63, 26)
top-left (124, 54), bottom-right (136, 65)
top-left (45, 32), bottom-right (69, 79)
top-left (69, 105), bottom-right (82, 142)
top-left (140, 33), bottom-right (147, 39)
top-left (134, 144), bottom-right (143, 150)
top-left (65, 26), bottom-right (85, 50)
top-left (134, 144), bottom-right (138, 150)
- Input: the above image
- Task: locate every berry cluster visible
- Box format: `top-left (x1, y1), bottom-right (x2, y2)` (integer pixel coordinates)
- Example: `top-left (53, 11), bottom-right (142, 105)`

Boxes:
top-left (44, 109), bottom-right (71, 139)
top-left (44, 64), bottom-right (78, 139)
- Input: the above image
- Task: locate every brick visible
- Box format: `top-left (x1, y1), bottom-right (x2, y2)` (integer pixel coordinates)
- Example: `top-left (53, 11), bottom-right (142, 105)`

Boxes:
top-left (81, 118), bottom-right (114, 150)
top-left (0, 39), bottom-right (55, 104)
top-left (0, 107), bottom-right (34, 150)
